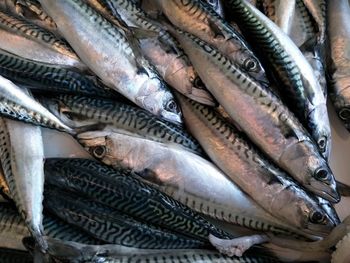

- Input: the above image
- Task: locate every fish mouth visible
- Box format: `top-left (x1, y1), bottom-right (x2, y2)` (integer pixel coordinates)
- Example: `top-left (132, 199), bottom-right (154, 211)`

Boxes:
top-left (305, 223), bottom-right (333, 238)
top-left (308, 178), bottom-right (340, 203)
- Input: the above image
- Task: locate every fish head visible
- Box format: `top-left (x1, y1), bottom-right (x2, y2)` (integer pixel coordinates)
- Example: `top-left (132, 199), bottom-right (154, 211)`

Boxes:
top-left (316, 197), bottom-right (341, 226)
top-left (137, 77), bottom-right (182, 124)
top-left (281, 140), bottom-right (339, 203)
top-left (307, 104), bottom-right (332, 160)
top-left (76, 130), bottom-right (111, 160)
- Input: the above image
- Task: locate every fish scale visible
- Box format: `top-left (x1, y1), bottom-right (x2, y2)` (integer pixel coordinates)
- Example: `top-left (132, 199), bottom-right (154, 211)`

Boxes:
top-left (41, 95), bottom-right (202, 154)
top-left (44, 186), bottom-right (208, 249)
top-left (44, 158), bottom-right (232, 241)
top-left (225, 0), bottom-right (331, 159)
top-left (0, 49), bottom-right (112, 98)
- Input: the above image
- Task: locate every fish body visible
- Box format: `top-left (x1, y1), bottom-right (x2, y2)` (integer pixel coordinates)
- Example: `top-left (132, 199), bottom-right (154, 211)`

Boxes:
top-left (225, 0), bottom-right (331, 158)
top-left (0, 76), bottom-right (72, 132)
top-left (328, 0), bottom-right (350, 130)
top-left (0, 49), bottom-right (113, 98)
top-left (202, 0), bottom-right (225, 17)
top-left (154, 0), bottom-right (269, 86)
top-left (45, 158), bottom-right (234, 241)
top-left (44, 186), bottom-right (208, 249)
top-left (0, 118), bottom-right (47, 251)
top-left (176, 95), bottom-right (334, 236)
top-left (39, 0), bottom-right (182, 124)
top-left (0, 10), bottom-right (85, 70)
top-left (40, 95), bottom-right (203, 155)
top-left (170, 29), bottom-right (338, 203)
top-left (95, 0), bottom-right (215, 105)
top-left (0, 163), bottom-right (10, 198)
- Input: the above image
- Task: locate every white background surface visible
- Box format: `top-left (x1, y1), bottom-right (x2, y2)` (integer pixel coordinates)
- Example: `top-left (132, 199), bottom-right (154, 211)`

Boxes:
top-left (41, 102), bottom-right (350, 221)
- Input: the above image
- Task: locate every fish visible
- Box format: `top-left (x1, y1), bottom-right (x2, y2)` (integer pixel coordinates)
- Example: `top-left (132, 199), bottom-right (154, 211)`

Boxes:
top-left (0, 0), bottom-right (58, 34)
top-left (301, 0), bottom-right (326, 43)
top-left (0, 9), bottom-right (86, 70)
top-left (44, 186), bottom-right (210, 249)
top-left (169, 28), bottom-right (339, 203)
top-left (44, 158), bottom-right (310, 238)
top-left (39, 0), bottom-right (182, 124)
top-left (0, 49), bottom-right (115, 98)
top-left (328, 0), bottom-right (350, 131)
top-left (91, 0), bottom-right (215, 106)
top-left (40, 95), bottom-right (203, 155)
top-left (0, 163), bottom-right (10, 198)
top-left (154, 0), bottom-right (270, 86)
top-left (225, 0), bottom-right (331, 159)
top-left (40, 238), bottom-right (279, 263)
top-left (176, 94), bottom-right (335, 236)
top-left (0, 75), bottom-right (72, 132)
top-left (0, 117), bottom-right (47, 251)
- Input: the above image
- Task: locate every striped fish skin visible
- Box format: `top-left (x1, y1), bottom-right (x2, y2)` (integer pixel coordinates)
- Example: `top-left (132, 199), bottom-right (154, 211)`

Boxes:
top-left (38, 0), bottom-right (182, 124)
top-left (0, 76), bottom-right (72, 132)
top-left (0, 49), bottom-right (114, 98)
top-left (202, 0), bottom-right (225, 17)
top-left (95, 0), bottom-right (215, 106)
top-left (0, 248), bottom-right (32, 263)
top-left (40, 95), bottom-right (203, 155)
top-left (44, 158), bottom-right (308, 238)
top-left (177, 95), bottom-right (335, 236)
top-left (44, 158), bottom-right (235, 242)
top-left (328, 0), bottom-right (350, 131)
top-left (154, 0), bottom-right (270, 87)
top-left (225, 0), bottom-right (331, 159)
top-left (92, 250), bottom-right (279, 263)
top-left (0, 9), bottom-right (85, 70)
top-left (301, 0), bottom-right (326, 43)
top-left (0, 118), bottom-right (47, 251)
top-left (170, 29), bottom-right (339, 203)
top-left (75, 130), bottom-right (322, 237)
top-left (0, 202), bottom-right (30, 251)
top-left (44, 186), bottom-right (208, 249)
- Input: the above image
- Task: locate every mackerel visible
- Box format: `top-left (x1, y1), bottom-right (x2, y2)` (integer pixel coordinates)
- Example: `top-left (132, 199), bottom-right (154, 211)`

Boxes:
top-left (154, 0), bottom-right (269, 86)
top-left (0, 118), bottom-right (47, 251)
top-left (0, 76), bottom-right (72, 132)
top-left (0, 10), bottom-right (85, 70)
top-left (44, 186), bottom-right (209, 249)
top-left (328, 0), bottom-right (350, 131)
top-left (40, 95), bottom-right (203, 155)
top-left (39, 0), bottom-right (182, 124)
top-left (203, 0), bottom-right (225, 17)
top-left (44, 158), bottom-right (309, 238)
top-left (0, 163), bottom-right (10, 198)
top-left (170, 29), bottom-right (338, 202)
top-left (225, 0), bottom-right (331, 158)
top-left (0, 49), bottom-right (113, 98)
top-left (301, 0), bottom-right (326, 43)
top-left (91, 0), bottom-right (215, 105)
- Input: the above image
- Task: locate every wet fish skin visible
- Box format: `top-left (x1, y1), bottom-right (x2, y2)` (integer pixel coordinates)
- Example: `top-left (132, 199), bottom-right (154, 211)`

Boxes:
top-left (302, 0), bottom-right (326, 43)
top-left (202, 0), bottom-right (225, 17)
top-left (0, 118), bottom-right (47, 251)
top-left (0, 49), bottom-right (114, 98)
top-left (225, 0), bottom-right (331, 159)
top-left (96, 0), bottom-right (215, 106)
top-left (154, 0), bottom-right (270, 87)
top-left (328, 0), bottom-right (350, 131)
top-left (176, 94), bottom-right (334, 236)
top-left (39, 0), bottom-right (182, 124)
top-left (40, 95), bottom-right (203, 155)
top-left (45, 158), bottom-right (235, 242)
top-left (44, 186), bottom-right (209, 249)
top-left (0, 9), bottom-right (85, 70)
top-left (0, 76), bottom-right (72, 132)
top-left (170, 28), bottom-right (339, 203)
top-left (0, 163), bottom-right (10, 198)
top-left (44, 156), bottom-right (309, 238)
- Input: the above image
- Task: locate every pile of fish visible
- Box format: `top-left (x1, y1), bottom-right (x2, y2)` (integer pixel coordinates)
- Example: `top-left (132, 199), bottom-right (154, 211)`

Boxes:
top-left (1, 0), bottom-right (350, 262)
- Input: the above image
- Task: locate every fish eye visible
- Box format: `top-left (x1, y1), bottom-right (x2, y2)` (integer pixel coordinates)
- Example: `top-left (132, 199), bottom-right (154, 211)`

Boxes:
top-left (339, 108), bottom-right (350, 121)
top-left (309, 211), bottom-right (326, 224)
top-left (317, 136), bottom-right (327, 150)
top-left (92, 146), bottom-right (106, 159)
top-left (314, 168), bottom-right (330, 181)
top-left (244, 58), bottom-right (257, 72)
top-left (193, 77), bottom-right (204, 88)
top-left (165, 99), bottom-right (178, 113)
